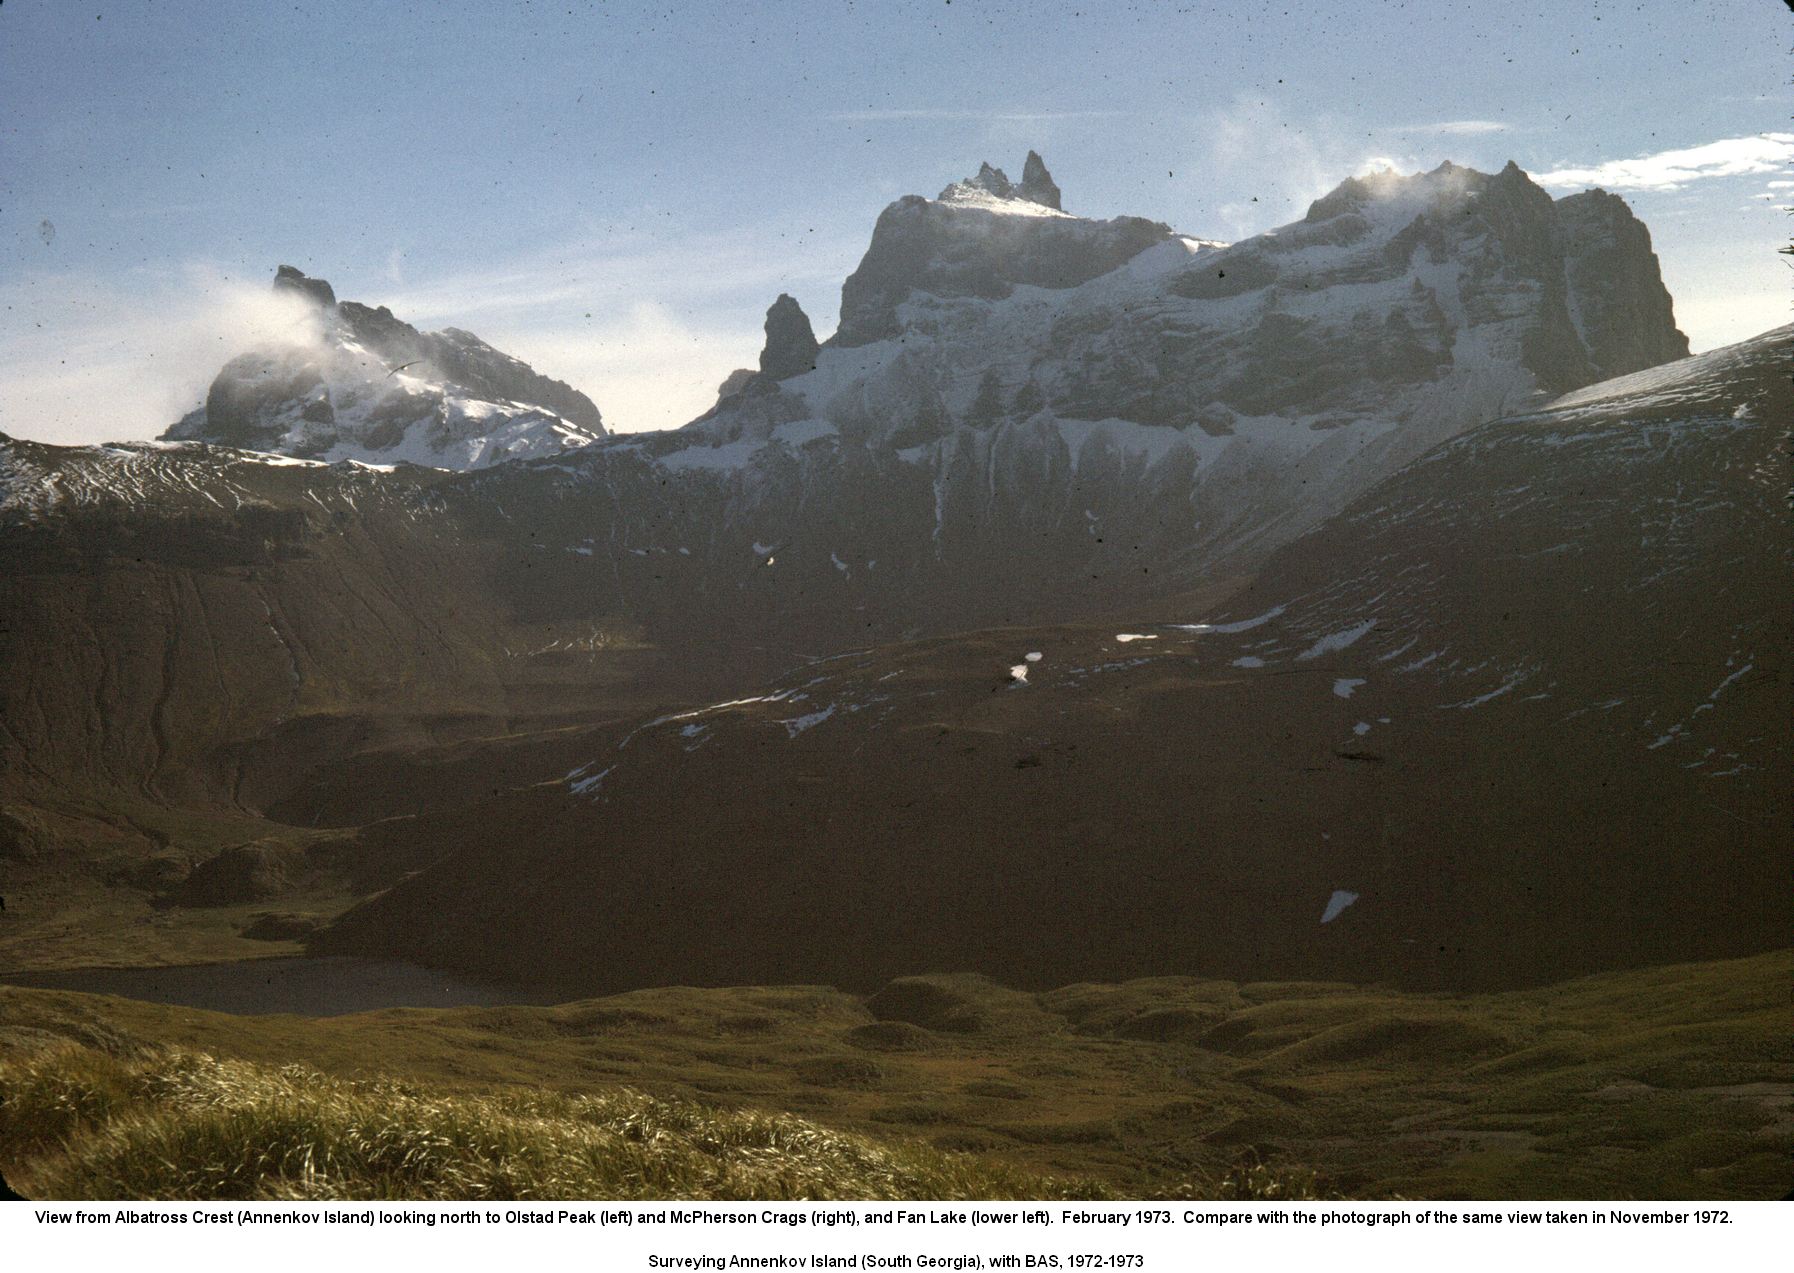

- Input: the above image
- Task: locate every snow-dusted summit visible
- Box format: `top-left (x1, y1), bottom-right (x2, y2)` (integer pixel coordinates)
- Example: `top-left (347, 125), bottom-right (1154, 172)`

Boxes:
top-left (162, 266), bottom-right (605, 470)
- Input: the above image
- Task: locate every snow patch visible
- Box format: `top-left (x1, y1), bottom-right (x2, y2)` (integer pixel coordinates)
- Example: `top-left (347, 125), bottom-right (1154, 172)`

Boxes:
top-left (1173, 605), bottom-right (1286, 635)
top-left (1296, 619), bottom-right (1377, 660)
top-left (780, 705), bottom-right (837, 737)
top-left (566, 764), bottom-right (614, 797)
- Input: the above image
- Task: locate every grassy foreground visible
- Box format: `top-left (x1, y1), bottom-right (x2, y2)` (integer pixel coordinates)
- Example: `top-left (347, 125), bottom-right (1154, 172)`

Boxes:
top-left (0, 1045), bottom-right (1131, 1200)
top-left (1, 951), bottom-right (1788, 1200)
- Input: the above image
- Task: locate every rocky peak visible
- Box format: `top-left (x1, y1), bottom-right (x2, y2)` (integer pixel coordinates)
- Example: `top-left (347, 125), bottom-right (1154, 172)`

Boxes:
top-left (1555, 188), bottom-right (1690, 378)
top-left (940, 162), bottom-right (1016, 202)
top-left (273, 265), bottom-right (336, 308)
top-left (837, 158), bottom-right (1172, 347)
top-left (162, 264), bottom-right (605, 467)
top-left (1019, 151), bottom-right (1062, 210)
top-left (938, 154), bottom-right (1064, 210)
top-left (1289, 161), bottom-right (1687, 392)
top-left (759, 294), bottom-right (821, 381)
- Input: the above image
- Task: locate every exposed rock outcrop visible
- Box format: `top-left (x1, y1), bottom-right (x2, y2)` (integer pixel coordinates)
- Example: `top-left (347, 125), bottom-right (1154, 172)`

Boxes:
top-left (1019, 150), bottom-right (1062, 210)
top-left (177, 841), bottom-right (311, 906)
top-left (759, 294), bottom-right (821, 381)
top-left (714, 368), bottom-right (756, 404)
top-left (1555, 187), bottom-right (1691, 379)
top-left (273, 264), bottom-right (336, 308)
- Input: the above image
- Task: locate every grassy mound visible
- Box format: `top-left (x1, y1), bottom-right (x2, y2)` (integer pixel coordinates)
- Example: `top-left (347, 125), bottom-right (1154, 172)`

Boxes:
top-left (0, 1044), bottom-right (1104, 1201)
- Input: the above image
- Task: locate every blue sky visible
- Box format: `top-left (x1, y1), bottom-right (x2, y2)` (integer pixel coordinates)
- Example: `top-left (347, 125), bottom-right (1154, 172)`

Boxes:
top-left (2, 0), bottom-right (1788, 440)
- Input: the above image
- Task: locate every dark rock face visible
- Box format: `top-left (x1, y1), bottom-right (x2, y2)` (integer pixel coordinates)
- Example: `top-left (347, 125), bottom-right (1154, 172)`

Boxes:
top-left (1556, 188), bottom-right (1691, 379)
top-left (273, 265), bottom-right (336, 308)
top-left (715, 368), bottom-right (756, 404)
top-left (1019, 150), bottom-right (1062, 210)
top-left (759, 294), bottom-right (821, 381)
top-left (689, 158), bottom-right (1695, 579)
top-left (934, 154), bottom-right (1062, 210)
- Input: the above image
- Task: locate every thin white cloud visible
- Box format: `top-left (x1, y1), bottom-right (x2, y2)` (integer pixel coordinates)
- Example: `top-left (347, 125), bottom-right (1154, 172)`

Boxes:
top-left (827, 108), bottom-right (1126, 123)
top-left (379, 224), bottom-right (853, 328)
top-left (1533, 133), bottom-right (1794, 192)
top-left (1389, 120), bottom-right (1511, 136)
top-left (370, 224), bottom-right (858, 432)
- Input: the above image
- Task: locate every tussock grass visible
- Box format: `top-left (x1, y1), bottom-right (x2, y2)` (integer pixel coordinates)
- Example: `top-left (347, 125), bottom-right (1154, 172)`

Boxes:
top-left (3, 951), bottom-right (1785, 1199)
top-left (0, 1045), bottom-right (1108, 1200)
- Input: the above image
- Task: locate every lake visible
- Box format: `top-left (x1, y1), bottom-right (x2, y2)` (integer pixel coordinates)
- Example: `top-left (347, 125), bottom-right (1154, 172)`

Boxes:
top-left (0, 956), bottom-right (563, 1017)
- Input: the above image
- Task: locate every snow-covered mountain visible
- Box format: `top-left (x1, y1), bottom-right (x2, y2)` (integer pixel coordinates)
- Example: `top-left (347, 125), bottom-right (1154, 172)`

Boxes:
top-left (146, 155), bottom-right (1686, 581)
top-left (658, 154), bottom-right (1687, 567)
top-left (162, 266), bottom-right (605, 470)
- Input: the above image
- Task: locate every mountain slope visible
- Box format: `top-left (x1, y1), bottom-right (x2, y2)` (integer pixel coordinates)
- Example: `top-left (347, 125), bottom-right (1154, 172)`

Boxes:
top-left (320, 326), bottom-right (1790, 993)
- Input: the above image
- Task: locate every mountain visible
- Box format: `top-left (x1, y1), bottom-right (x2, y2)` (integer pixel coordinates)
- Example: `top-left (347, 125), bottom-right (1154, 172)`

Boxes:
top-left (161, 266), bottom-right (605, 470)
top-left (318, 325), bottom-right (1791, 994)
top-left (0, 154), bottom-right (1726, 984)
top-left (675, 156), bottom-right (1688, 570)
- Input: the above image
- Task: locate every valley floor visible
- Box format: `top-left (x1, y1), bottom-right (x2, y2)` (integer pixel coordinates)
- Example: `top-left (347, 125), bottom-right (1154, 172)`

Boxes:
top-left (2, 951), bottom-right (1788, 1200)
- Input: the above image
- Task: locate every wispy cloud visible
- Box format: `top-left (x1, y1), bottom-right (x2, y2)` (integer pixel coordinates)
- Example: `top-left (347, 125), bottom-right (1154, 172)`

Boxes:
top-left (1532, 133), bottom-right (1794, 192)
top-left (0, 219), bottom-right (867, 445)
top-left (1388, 120), bottom-right (1511, 136)
top-left (826, 108), bottom-right (1126, 123)
top-left (1193, 95), bottom-right (1443, 239)
top-left (378, 228), bottom-right (835, 327)
top-left (0, 263), bottom-right (325, 446)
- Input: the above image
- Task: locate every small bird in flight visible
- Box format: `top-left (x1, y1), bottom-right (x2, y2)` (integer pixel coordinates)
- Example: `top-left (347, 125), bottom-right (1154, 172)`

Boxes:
top-left (385, 360), bottom-right (422, 378)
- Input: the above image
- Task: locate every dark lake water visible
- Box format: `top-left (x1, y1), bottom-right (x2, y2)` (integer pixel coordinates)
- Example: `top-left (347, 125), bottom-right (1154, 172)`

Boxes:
top-left (0, 956), bottom-right (562, 1017)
